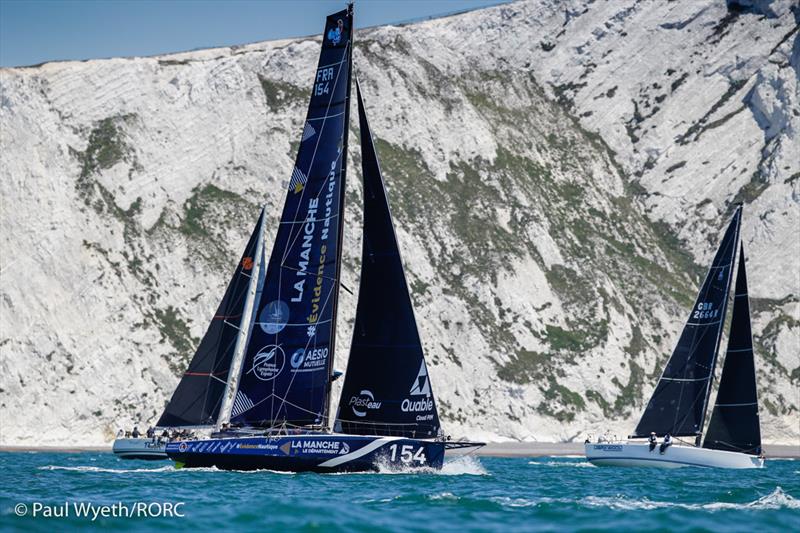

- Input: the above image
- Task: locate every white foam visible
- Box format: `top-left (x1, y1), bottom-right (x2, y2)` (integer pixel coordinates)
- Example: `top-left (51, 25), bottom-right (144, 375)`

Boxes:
top-left (583, 487), bottom-right (800, 511)
top-left (428, 492), bottom-right (459, 501)
top-left (38, 465), bottom-right (174, 474)
top-left (490, 488), bottom-right (799, 511)
top-left (527, 460), bottom-right (595, 468)
top-left (441, 455), bottom-right (489, 475)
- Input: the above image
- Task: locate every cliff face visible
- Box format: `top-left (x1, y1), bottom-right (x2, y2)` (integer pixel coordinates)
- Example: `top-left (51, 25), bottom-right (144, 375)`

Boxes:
top-left (1, 0), bottom-right (797, 445)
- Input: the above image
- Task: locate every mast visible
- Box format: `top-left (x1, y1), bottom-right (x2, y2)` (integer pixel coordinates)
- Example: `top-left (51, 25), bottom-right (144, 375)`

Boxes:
top-left (632, 205), bottom-right (741, 438)
top-left (323, 2), bottom-right (354, 429)
top-left (215, 211), bottom-right (266, 428)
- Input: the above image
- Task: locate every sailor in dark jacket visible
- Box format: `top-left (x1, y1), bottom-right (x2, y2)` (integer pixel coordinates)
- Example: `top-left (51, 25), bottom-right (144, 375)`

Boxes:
top-left (659, 433), bottom-right (672, 454)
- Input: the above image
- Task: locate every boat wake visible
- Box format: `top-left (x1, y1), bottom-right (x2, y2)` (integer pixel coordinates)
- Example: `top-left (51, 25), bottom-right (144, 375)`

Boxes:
top-left (491, 487), bottom-right (799, 511)
top-left (371, 455), bottom-right (487, 476)
top-left (38, 465), bottom-right (174, 474)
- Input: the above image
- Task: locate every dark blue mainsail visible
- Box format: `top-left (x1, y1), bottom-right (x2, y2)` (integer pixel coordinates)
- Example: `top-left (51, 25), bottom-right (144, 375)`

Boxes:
top-left (158, 210), bottom-right (265, 427)
top-left (231, 6), bottom-right (353, 428)
top-left (633, 206), bottom-right (742, 438)
top-left (333, 81), bottom-right (441, 439)
top-left (703, 243), bottom-right (762, 454)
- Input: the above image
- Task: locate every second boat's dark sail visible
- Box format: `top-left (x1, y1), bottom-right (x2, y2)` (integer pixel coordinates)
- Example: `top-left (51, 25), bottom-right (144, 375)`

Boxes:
top-left (333, 81), bottom-right (441, 439)
top-left (231, 7), bottom-right (353, 428)
top-left (633, 206), bottom-right (742, 438)
top-left (703, 243), bottom-right (761, 454)
top-left (157, 211), bottom-right (265, 427)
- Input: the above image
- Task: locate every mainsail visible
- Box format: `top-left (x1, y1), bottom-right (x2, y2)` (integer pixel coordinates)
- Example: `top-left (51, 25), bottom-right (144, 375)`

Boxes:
top-left (231, 6), bottom-right (353, 428)
top-left (157, 211), bottom-right (265, 427)
top-left (633, 206), bottom-right (742, 438)
top-left (334, 81), bottom-right (441, 439)
top-left (703, 243), bottom-right (762, 454)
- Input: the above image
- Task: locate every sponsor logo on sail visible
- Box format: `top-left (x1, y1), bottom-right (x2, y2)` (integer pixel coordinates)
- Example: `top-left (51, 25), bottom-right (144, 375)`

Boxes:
top-left (260, 300), bottom-right (289, 334)
top-left (241, 256), bottom-right (253, 270)
top-left (349, 390), bottom-right (381, 417)
top-left (402, 361), bottom-right (435, 419)
top-left (409, 360), bottom-right (431, 397)
top-left (327, 18), bottom-right (345, 46)
top-left (252, 345), bottom-right (285, 381)
top-left (290, 347), bottom-right (328, 372)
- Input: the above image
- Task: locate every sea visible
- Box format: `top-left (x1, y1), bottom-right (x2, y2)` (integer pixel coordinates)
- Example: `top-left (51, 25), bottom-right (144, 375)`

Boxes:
top-left (1, 452), bottom-right (797, 531)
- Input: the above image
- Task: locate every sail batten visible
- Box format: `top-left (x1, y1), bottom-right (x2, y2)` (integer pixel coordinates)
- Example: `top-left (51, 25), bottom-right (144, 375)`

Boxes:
top-left (333, 80), bottom-right (441, 439)
top-left (633, 207), bottom-right (742, 438)
top-left (230, 7), bottom-right (354, 429)
top-left (703, 243), bottom-right (762, 454)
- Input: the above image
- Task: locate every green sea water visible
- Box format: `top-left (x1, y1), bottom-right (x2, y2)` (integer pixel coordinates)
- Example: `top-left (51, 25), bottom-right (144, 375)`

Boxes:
top-left (1, 452), bottom-right (797, 531)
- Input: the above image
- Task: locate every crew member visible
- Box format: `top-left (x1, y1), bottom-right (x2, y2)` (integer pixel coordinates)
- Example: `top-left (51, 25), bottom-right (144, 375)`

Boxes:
top-left (648, 432), bottom-right (657, 452)
top-left (659, 433), bottom-right (672, 454)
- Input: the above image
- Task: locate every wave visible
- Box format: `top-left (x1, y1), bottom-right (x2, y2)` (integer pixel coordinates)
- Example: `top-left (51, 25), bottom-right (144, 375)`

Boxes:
top-left (428, 492), bottom-right (460, 501)
top-left (527, 460), bottom-right (595, 468)
top-left (491, 488), bottom-right (799, 511)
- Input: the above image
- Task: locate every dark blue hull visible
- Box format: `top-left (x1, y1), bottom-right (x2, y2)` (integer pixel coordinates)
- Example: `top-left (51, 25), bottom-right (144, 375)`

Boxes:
top-left (165, 434), bottom-right (445, 472)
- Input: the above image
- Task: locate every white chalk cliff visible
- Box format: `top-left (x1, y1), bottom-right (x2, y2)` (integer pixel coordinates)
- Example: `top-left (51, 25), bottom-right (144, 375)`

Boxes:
top-left (1, 0), bottom-right (797, 445)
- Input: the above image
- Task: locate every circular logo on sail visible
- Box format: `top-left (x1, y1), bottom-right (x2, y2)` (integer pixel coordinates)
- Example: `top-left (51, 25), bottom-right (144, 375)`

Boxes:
top-left (252, 345), bottom-right (285, 381)
top-left (349, 390), bottom-right (381, 417)
top-left (290, 349), bottom-right (305, 369)
top-left (260, 300), bottom-right (289, 334)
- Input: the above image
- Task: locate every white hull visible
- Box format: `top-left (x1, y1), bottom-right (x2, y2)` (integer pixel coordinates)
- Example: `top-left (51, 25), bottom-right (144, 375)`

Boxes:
top-left (112, 438), bottom-right (168, 460)
top-left (585, 442), bottom-right (763, 469)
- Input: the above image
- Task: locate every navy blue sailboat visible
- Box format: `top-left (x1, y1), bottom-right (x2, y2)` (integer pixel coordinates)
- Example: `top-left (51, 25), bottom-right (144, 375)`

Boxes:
top-left (165, 5), bottom-right (480, 472)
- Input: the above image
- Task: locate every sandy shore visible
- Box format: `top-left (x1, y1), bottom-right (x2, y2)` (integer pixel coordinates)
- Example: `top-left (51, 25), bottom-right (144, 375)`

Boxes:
top-left (2, 442), bottom-right (798, 458)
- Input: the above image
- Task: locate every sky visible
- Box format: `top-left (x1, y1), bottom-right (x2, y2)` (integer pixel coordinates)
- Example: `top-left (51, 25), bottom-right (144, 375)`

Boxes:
top-left (0, 0), bottom-right (510, 67)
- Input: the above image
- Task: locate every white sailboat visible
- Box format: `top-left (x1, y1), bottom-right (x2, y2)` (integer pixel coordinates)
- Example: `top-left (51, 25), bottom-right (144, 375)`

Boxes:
top-left (586, 205), bottom-right (764, 469)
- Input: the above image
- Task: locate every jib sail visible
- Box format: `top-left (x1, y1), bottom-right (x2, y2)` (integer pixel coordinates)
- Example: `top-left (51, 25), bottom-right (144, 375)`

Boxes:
top-left (633, 206), bottom-right (742, 438)
top-left (334, 81), bottom-right (441, 439)
top-left (231, 6), bottom-right (353, 428)
top-left (703, 243), bottom-right (762, 454)
top-left (158, 211), bottom-right (265, 427)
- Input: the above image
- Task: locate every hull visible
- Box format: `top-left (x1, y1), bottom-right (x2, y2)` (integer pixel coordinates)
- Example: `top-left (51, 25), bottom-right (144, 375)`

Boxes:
top-left (112, 438), bottom-right (168, 460)
top-left (165, 434), bottom-right (445, 472)
top-left (585, 442), bottom-right (764, 469)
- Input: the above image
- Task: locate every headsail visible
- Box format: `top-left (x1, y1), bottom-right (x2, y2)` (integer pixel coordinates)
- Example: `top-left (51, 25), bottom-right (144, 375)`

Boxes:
top-left (633, 206), bottom-right (742, 438)
top-left (157, 210), bottom-right (265, 427)
top-left (231, 6), bottom-right (353, 428)
top-left (703, 243), bottom-right (761, 454)
top-left (334, 81), bottom-right (441, 439)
